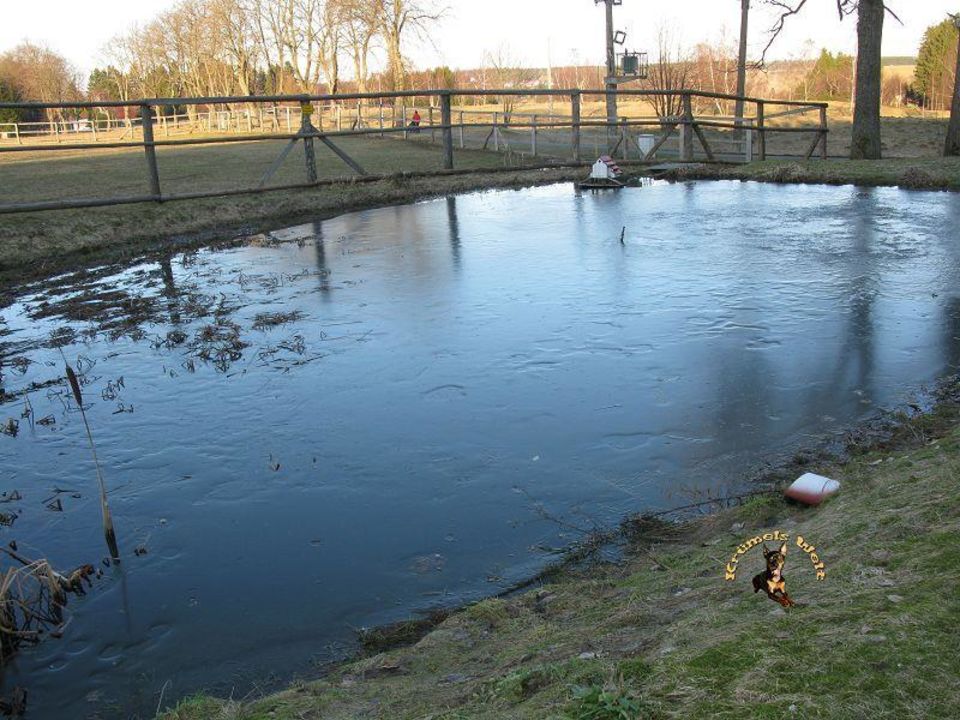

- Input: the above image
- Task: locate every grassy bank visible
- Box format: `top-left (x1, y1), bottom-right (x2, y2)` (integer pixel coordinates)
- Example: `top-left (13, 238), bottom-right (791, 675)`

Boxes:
top-left (664, 157), bottom-right (960, 191)
top-left (0, 162), bottom-right (580, 290)
top-left (160, 388), bottom-right (960, 719)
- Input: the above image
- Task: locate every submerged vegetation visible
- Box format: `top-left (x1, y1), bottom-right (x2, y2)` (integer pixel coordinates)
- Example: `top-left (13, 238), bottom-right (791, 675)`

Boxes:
top-left (158, 381), bottom-right (960, 719)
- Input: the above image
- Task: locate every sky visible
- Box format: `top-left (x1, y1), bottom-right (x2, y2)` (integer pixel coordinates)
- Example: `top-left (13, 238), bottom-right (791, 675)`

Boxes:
top-left (0, 0), bottom-right (953, 82)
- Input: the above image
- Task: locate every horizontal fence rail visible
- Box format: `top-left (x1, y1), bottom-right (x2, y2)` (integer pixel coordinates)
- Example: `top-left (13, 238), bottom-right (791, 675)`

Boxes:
top-left (0, 89), bottom-right (829, 214)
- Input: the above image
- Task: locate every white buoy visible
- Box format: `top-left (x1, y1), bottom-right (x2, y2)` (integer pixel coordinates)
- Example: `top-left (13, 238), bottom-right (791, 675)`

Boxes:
top-left (784, 472), bottom-right (840, 506)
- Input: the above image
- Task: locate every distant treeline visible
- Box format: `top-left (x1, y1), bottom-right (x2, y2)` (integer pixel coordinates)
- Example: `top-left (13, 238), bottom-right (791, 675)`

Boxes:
top-left (0, 1), bottom-right (954, 124)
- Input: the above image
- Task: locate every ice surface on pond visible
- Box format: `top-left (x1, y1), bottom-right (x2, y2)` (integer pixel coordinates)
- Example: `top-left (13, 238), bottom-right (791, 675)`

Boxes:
top-left (1, 180), bottom-right (959, 715)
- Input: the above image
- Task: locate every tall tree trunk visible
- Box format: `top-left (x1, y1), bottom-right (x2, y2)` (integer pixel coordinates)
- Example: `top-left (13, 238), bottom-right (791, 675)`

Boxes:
top-left (945, 24), bottom-right (960, 156)
top-left (389, 40), bottom-right (404, 92)
top-left (850, 0), bottom-right (883, 159)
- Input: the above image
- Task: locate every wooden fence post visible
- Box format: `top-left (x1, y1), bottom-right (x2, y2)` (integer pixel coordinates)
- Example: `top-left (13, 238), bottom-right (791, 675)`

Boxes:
top-left (301, 100), bottom-right (318, 183)
top-left (681, 93), bottom-right (694, 162)
top-left (459, 110), bottom-right (465, 148)
top-left (140, 104), bottom-right (162, 200)
top-left (819, 105), bottom-right (828, 159)
top-left (402, 105), bottom-right (408, 139)
top-left (429, 106), bottom-right (435, 142)
top-left (13, 122), bottom-right (20, 145)
top-left (379, 104), bottom-right (384, 137)
top-left (571, 91), bottom-right (581, 163)
top-left (440, 92), bottom-right (454, 170)
top-left (336, 104), bottom-right (342, 131)
top-left (757, 101), bottom-right (766, 161)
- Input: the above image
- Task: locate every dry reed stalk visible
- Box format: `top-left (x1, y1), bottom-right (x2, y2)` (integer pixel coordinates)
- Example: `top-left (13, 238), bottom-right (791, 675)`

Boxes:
top-left (62, 356), bottom-right (120, 560)
top-left (0, 548), bottom-right (95, 665)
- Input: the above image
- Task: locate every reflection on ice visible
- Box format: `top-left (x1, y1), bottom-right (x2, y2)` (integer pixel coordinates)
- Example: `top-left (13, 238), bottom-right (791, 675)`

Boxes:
top-left (0, 180), bottom-right (959, 716)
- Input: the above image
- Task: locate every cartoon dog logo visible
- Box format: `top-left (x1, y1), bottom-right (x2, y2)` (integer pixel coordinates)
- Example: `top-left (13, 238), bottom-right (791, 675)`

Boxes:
top-left (723, 531), bottom-right (825, 607)
top-left (751, 542), bottom-right (795, 608)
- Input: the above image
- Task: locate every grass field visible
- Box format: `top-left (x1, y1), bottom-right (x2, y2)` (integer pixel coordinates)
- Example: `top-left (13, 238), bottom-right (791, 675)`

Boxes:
top-left (0, 134), bottom-right (511, 205)
top-left (158, 389), bottom-right (960, 719)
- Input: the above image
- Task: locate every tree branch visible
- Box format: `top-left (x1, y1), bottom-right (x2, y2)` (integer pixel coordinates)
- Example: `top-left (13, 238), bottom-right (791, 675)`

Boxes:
top-left (756, 0), bottom-right (810, 69)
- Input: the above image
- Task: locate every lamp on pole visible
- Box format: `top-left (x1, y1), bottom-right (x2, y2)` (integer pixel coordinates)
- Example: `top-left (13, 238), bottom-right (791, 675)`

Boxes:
top-left (945, 12), bottom-right (960, 156)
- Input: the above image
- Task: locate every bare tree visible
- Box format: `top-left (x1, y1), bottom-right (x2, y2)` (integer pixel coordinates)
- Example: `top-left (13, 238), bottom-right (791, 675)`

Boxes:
top-left (0, 42), bottom-right (81, 120)
top-left (211, 0), bottom-right (261, 96)
top-left (249, 0), bottom-right (291, 92)
top-left (316, 0), bottom-right (344, 93)
top-left (91, 0), bottom-right (443, 103)
top-left (375, 0), bottom-right (444, 92)
top-left (342, 0), bottom-right (380, 93)
top-left (483, 43), bottom-right (537, 116)
top-left (689, 34), bottom-right (738, 115)
top-left (98, 36), bottom-right (137, 104)
top-left (643, 27), bottom-right (690, 119)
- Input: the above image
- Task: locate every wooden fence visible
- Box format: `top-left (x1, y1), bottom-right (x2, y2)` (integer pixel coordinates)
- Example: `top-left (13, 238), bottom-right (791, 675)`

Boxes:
top-left (0, 89), bottom-right (828, 214)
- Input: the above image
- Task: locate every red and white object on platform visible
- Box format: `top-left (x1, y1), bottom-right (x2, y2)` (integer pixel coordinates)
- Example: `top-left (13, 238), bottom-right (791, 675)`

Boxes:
top-left (784, 472), bottom-right (840, 505)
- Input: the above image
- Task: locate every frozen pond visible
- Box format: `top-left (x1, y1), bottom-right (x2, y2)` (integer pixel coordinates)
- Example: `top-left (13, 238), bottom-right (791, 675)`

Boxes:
top-left (1, 181), bottom-right (959, 716)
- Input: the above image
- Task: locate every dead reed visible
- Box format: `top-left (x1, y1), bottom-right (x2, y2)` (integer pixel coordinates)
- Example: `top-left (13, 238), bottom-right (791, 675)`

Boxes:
top-left (62, 355), bottom-right (120, 561)
top-left (0, 546), bottom-right (95, 664)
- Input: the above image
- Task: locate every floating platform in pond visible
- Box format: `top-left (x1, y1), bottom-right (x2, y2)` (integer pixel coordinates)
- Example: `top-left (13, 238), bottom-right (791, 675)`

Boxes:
top-left (578, 178), bottom-right (625, 190)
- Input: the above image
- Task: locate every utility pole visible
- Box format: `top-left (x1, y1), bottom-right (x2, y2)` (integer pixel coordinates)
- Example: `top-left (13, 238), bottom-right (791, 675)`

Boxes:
top-left (735, 0), bottom-right (749, 128)
top-left (593, 1), bottom-right (647, 153)
top-left (600, 0), bottom-right (619, 143)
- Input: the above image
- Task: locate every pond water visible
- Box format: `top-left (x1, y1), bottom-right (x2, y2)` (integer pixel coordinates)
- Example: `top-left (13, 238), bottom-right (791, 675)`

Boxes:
top-left (1, 181), bottom-right (959, 717)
